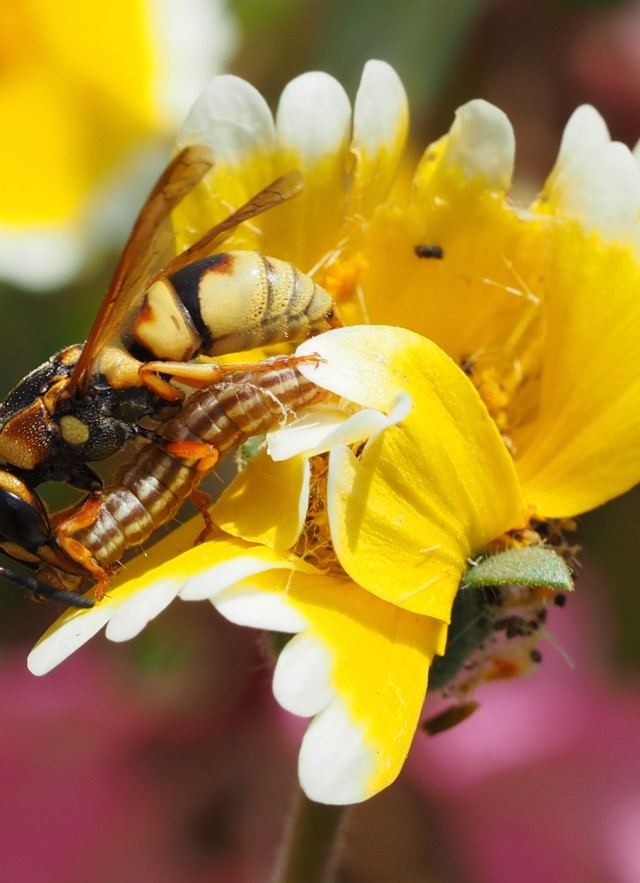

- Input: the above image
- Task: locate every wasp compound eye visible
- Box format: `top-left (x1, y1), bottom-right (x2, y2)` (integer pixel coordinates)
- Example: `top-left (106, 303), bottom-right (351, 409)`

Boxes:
top-left (0, 470), bottom-right (50, 552)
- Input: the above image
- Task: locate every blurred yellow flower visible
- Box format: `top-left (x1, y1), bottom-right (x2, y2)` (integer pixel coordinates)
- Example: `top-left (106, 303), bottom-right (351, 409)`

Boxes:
top-left (0, 0), bottom-right (238, 288)
top-left (27, 62), bottom-right (640, 805)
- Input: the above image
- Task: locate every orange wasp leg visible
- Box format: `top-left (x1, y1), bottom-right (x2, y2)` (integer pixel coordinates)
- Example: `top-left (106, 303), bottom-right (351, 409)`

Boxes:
top-left (138, 353), bottom-right (324, 397)
top-left (162, 440), bottom-right (219, 472)
top-left (52, 495), bottom-right (112, 601)
top-left (162, 442), bottom-right (219, 542)
top-left (190, 487), bottom-right (217, 545)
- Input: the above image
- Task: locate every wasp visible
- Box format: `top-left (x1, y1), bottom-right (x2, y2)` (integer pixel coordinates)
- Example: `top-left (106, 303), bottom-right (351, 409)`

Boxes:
top-left (26, 356), bottom-right (326, 603)
top-left (0, 146), bottom-right (339, 491)
top-left (0, 145), bottom-right (341, 602)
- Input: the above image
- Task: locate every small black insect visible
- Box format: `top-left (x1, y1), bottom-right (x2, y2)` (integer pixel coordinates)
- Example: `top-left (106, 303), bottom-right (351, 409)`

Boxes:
top-left (414, 244), bottom-right (444, 259)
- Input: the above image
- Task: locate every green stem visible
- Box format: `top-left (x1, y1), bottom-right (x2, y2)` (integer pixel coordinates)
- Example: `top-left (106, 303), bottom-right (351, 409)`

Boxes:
top-left (273, 787), bottom-right (349, 883)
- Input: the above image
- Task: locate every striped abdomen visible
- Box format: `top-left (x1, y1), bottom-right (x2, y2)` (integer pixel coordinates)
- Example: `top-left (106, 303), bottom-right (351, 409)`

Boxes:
top-left (59, 360), bottom-right (325, 568)
top-left (130, 251), bottom-right (341, 361)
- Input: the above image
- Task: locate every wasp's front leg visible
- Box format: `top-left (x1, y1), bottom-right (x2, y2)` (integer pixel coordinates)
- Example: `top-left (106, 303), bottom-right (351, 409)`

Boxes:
top-left (138, 353), bottom-right (323, 396)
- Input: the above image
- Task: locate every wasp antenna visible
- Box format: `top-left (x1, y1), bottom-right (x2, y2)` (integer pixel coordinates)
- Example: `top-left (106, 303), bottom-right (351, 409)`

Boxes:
top-left (0, 567), bottom-right (94, 609)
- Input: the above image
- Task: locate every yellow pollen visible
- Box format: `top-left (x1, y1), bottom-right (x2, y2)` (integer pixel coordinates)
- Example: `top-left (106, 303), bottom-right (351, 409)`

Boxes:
top-left (294, 454), bottom-right (343, 575)
top-left (316, 253), bottom-right (369, 304)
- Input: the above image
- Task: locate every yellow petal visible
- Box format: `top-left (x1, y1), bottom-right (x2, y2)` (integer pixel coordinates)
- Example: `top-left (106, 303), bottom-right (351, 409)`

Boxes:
top-left (212, 450), bottom-right (310, 550)
top-left (296, 326), bottom-right (526, 618)
top-left (514, 225), bottom-right (640, 516)
top-left (358, 166), bottom-right (545, 368)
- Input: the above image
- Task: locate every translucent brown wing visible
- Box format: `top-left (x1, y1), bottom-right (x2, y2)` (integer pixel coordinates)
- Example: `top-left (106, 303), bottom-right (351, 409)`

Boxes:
top-left (68, 145), bottom-right (215, 393)
top-left (150, 170), bottom-right (304, 283)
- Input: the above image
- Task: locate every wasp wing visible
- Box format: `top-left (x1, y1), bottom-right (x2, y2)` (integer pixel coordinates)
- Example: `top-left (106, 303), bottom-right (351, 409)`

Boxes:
top-left (149, 170), bottom-right (304, 283)
top-left (68, 145), bottom-right (215, 393)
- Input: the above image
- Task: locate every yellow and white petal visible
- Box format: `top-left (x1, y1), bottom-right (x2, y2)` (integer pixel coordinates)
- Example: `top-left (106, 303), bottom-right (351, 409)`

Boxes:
top-left (27, 568), bottom-right (187, 675)
top-left (173, 74), bottom-right (279, 251)
top-left (267, 395), bottom-right (411, 461)
top-left (539, 105), bottom-right (640, 239)
top-left (27, 519), bottom-right (311, 674)
top-left (208, 567), bottom-right (446, 804)
top-left (264, 72), bottom-right (352, 270)
top-left (358, 100), bottom-right (541, 366)
top-left (295, 326), bottom-right (526, 618)
top-left (28, 600), bottom-right (120, 677)
top-left (296, 326), bottom-right (418, 411)
top-left (513, 224), bottom-right (640, 517)
top-left (211, 451), bottom-right (310, 550)
top-left (349, 59), bottom-right (409, 216)
top-left (433, 99), bottom-right (515, 192)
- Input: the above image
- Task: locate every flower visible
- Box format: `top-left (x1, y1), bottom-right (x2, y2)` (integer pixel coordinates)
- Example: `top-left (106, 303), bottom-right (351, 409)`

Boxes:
top-left (27, 62), bottom-right (640, 805)
top-left (29, 323), bottom-right (526, 804)
top-left (0, 0), bottom-right (238, 289)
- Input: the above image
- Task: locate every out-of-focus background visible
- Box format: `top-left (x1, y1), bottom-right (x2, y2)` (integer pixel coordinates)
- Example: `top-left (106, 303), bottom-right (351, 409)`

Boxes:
top-left (1, 1), bottom-right (640, 880)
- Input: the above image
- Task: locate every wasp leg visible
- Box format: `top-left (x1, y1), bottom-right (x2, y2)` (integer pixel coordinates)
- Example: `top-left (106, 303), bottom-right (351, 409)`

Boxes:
top-left (162, 440), bottom-right (219, 472)
top-left (190, 487), bottom-right (216, 545)
top-left (138, 353), bottom-right (324, 395)
top-left (51, 495), bottom-right (112, 601)
top-left (159, 442), bottom-right (218, 541)
top-left (0, 565), bottom-right (94, 608)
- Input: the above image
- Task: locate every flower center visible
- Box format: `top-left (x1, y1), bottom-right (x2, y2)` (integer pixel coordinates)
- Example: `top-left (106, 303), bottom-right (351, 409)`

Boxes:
top-left (462, 302), bottom-right (543, 452)
top-left (293, 454), bottom-right (344, 576)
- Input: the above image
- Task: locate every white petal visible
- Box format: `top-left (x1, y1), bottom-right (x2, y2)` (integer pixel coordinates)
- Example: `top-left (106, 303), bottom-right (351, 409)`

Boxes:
top-left (544, 105), bottom-right (640, 237)
top-left (0, 227), bottom-right (83, 290)
top-left (175, 74), bottom-right (276, 158)
top-left (352, 60), bottom-right (408, 157)
top-left (212, 582), bottom-right (309, 632)
top-left (276, 72), bottom-right (351, 163)
top-left (555, 105), bottom-right (611, 167)
top-left (295, 325), bottom-right (416, 413)
top-left (349, 60), bottom-right (408, 213)
top-left (298, 699), bottom-right (374, 805)
top-left (445, 99), bottom-right (515, 191)
top-left (273, 633), bottom-right (334, 717)
top-left (150, 0), bottom-right (240, 121)
top-left (27, 605), bottom-right (115, 676)
top-left (266, 400), bottom-right (409, 460)
top-left (550, 141), bottom-right (640, 237)
top-left (105, 579), bottom-right (183, 642)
